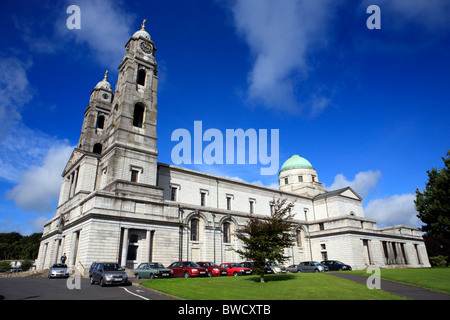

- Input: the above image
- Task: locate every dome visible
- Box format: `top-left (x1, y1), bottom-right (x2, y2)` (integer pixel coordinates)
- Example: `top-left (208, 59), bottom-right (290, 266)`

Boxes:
top-left (280, 155), bottom-right (314, 172)
top-left (131, 19), bottom-right (151, 41)
top-left (94, 70), bottom-right (112, 92)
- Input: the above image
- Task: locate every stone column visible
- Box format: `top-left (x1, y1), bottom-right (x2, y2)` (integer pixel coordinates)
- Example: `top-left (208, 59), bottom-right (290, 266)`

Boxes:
top-left (146, 230), bottom-right (151, 262)
top-left (121, 228), bottom-right (129, 267)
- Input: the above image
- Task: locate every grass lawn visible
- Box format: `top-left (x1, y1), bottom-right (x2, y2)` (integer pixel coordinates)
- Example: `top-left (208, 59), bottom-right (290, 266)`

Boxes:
top-left (348, 267), bottom-right (450, 294)
top-left (140, 273), bottom-right (405, 300)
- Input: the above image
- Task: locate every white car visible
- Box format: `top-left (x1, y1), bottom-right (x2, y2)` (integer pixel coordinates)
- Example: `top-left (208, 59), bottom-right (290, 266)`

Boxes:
top-left (48, 263), bottom-right (70, 278)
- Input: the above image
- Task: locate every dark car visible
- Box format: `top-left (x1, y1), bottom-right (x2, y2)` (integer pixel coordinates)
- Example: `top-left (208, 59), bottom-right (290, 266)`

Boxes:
top-left (297, 261), bottom-right (327, 273)
top-left (134, 262), bottom-right (173, 279)
top-left (48, 263), bottom-right (70, 278)
top-left (196, 261), bottom-right (228, 277)
top-left (320, 260), bottom-right (352, 271)
top-left (168, 261), bottom-right (207, 278)
top-left (90, 262), bottom-right (129, 286)
top-left (241, 261), bottom-right (274, 274)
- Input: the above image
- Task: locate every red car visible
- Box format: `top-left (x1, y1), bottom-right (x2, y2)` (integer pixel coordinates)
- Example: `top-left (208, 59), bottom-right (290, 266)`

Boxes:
top-left (196, 261), bottom-right (228, 277)
top-left (168, 261), bottom-right (207, 278)
top-left (219, 262), bottom-right (253, 276)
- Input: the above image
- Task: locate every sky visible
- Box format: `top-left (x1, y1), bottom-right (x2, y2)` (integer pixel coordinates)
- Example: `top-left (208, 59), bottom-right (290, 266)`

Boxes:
top-left (0, 0), bottom-right (449, 235)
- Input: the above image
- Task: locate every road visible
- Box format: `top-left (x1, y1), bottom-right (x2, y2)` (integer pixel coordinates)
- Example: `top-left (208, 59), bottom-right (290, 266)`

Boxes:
top-left (0, 277), bottom-right (175, 300)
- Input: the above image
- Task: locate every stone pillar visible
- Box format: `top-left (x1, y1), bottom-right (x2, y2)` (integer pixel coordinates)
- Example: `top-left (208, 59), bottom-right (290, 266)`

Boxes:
top-left (146, 230), bottom-right (151, 262)
top-left (70, 231), bottom-right (79, 267)
top-left (121, 228), bottom-right (129, 267)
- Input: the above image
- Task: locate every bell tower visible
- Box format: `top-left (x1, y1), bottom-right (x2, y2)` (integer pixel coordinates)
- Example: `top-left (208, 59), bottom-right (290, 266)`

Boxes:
top-left (101, 20), bottom-right (159, 186)
top-left (78, 70), bottom-right (113, 155)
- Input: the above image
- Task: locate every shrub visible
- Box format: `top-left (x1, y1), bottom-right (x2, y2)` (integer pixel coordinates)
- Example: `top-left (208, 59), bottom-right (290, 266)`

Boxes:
top-left (429, 255), bottom-right (448, 267)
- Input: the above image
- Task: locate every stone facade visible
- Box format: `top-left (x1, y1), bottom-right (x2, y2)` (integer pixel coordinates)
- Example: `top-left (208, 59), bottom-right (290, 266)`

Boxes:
top-left (36, 22), bottom-right (430, 276)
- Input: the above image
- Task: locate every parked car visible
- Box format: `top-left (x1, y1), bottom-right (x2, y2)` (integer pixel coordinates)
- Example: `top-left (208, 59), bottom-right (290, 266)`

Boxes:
top-left (196, 261), bottom-right (228, 277)
top-left (167, 261), bottom-right (207, 278)
top-left (89, 262), bottom-right (97, 277)
top-left (297, 261), bottom-right (327, 273)
top-left (320, 260), bottom-right (352, 271)
top-left (90, 262), bottom-right (129, 286)
top-left (266, 262), bottom-right (286, 273)
top-left (286, 264), bottom-right (301, 273)
top-left (134, 262), bottom-right (173, 279)
top-left (220, 263), bottom-right (253, 276)
top-left (48, 263), bottom-right (70, 278)
top-left (241, 261), bottom-right (274, 274)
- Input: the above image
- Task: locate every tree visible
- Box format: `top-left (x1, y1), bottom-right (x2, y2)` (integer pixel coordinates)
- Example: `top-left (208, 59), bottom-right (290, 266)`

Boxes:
top-left (234, 198), bottom-right (295, 283)
top-left (415, 150), bottom-right (450, 239)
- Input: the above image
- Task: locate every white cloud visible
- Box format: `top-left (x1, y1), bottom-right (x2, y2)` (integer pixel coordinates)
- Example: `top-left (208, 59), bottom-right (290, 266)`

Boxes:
top-left (6, 144), bottom-right (73, 213)
top-left (326, 170), bottom-right (381, 199)
top-left (0, 56), bottom-right (33, 139)
top-left (364, 193), bottom-right (420, 227)
top-left (229, 0), bottom-right (336, 114)
top-left (55, 0), bottom-right (135, 69)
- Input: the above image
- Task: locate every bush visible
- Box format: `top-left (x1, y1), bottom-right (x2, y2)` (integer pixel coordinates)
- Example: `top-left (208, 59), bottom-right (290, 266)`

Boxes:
top-left (429, 255), bottom-right (448, 267)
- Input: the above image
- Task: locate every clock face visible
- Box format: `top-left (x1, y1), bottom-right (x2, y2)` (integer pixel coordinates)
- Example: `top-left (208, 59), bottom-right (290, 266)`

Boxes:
top-left (140, 41), bottom-right (152, 54)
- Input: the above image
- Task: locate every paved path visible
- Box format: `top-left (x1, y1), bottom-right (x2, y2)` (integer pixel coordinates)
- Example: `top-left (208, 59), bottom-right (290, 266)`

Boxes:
top-left (328, 273), bottom-right (450, 300)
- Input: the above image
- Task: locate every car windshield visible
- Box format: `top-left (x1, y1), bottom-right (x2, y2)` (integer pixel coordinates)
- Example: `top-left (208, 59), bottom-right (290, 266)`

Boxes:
top-left (311, 262), bottom-right (320, 266)
top-left (205, 262), bottom-right (218, 267)
top-left (230, 263), bottom-right (243, 267)
top-left (183, 262), bottom-right (199, 267)
top-left (51, 264), bottom-right (67, 268)
top-left (335, 261), bottom-right (344, 265)
top-left (104, 263), bottom-right (123, 271)
top-left (149, 263), bottom-right (165, 268)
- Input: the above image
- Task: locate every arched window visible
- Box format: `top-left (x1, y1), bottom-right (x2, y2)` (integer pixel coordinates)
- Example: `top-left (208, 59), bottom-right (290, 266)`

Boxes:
top-left (96, 114), bottom-right (105, 129)
top-left (133, 103), bottom-right (145, 128)
top-left (137, 69), bottom-right (146, 86)
top-left (190, 218), bottom-right (199, 241)
top-left (223, 222), bottom-right (231, 243)
top-left (93, 143), bottom-right (102, 154)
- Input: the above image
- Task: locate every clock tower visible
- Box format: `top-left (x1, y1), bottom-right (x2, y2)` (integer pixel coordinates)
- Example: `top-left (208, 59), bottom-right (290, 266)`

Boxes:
top-left (100, 20), bottom-right (160, 187)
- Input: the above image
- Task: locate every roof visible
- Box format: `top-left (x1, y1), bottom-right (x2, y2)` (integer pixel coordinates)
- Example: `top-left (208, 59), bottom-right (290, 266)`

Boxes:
top-left (280, 155), bottom-right (314, 172)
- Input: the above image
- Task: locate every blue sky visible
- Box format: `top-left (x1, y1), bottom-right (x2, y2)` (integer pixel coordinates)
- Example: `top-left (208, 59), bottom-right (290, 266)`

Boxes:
top-left (0, 0), bottom-right (449, 235)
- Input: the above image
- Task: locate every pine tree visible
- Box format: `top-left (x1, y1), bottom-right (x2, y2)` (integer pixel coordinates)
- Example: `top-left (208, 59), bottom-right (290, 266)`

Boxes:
top-left (415, 150), bottom-right (450, 239)
top-left (234, 198), bottom-right (295, 283)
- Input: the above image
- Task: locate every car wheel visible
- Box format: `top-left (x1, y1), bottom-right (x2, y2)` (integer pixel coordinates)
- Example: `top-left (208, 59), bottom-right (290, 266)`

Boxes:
top-left (314, 269), bottom-right (319, 273)
top-left (233, 272), bottom-right (238, 276)
top-left (100, 278), bottom-right (106, 287)
top-left (90, 277), bottom-right (95, 285)
top-left (135, 273), bottom-right (141, 279)
top-left (184, 272), bottom-right (190, 278)
top-left (150, 273), bottom-right (155, 280)
top-left (208, 271), bottom-right (213, 277)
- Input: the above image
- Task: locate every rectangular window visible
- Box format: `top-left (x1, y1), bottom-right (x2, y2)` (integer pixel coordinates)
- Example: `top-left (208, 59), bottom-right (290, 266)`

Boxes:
top-left (200, 191), bottom-right (207, 207)
top-left (131, 169), bottom-right (139, 183)
top-left (284, 178), bottom-right (289, 185)
top-left (298, 175), bottom-right (303, 182)
top-left (319, 223), bottom-right (324, 231)
top-left (226, 196), bottom-right (232, 210)
top-left (171, 187), bottom-right (178, 201)
top-left (249, 199), bottom-right (255, 214)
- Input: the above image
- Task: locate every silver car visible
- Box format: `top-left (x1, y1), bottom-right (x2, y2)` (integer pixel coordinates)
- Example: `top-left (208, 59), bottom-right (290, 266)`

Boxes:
top-left (298, 261), bottom-right (327, 273)
top-left (90, 262), bottom-right (129, 286)
top-left (48, 263), bottom-right (70, 278)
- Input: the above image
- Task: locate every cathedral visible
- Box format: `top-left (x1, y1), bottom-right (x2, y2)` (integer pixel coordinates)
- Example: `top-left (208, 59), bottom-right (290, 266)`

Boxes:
top-left (36, 21), bottom-right (430, 275)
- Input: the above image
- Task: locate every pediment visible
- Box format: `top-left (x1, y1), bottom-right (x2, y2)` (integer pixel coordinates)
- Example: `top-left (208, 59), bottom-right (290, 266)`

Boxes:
top-left (62, 149), bottom-right (85, 176)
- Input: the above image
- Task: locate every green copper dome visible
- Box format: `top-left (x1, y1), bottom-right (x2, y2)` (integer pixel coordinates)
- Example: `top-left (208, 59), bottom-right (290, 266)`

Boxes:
top-left (280, 155), bottom-right (314, 172)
